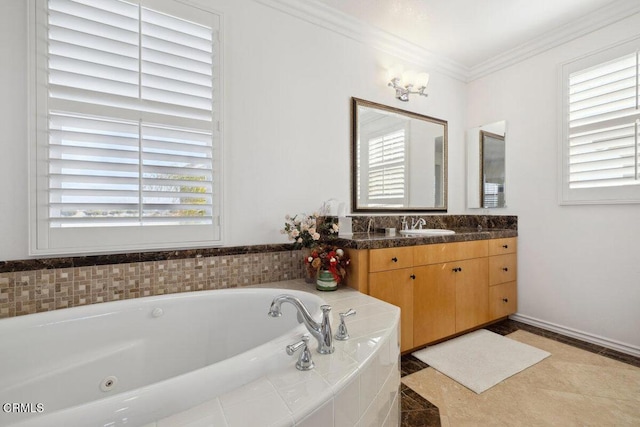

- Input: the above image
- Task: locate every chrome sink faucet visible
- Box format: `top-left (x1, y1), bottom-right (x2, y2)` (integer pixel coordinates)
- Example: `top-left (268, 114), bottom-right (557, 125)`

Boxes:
top-left (411, 217), bottom-right (426, 229)
top-left (268, 294), bottom-right (334, 354)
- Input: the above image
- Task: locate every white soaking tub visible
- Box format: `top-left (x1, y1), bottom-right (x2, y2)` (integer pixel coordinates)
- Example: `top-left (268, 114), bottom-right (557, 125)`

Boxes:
top-left (0, 288), bottom-right (325, 427)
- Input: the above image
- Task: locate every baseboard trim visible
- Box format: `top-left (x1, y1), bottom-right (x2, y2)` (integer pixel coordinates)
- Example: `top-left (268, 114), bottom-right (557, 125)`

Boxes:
top-left (509, 313), bottom-right (640, 358)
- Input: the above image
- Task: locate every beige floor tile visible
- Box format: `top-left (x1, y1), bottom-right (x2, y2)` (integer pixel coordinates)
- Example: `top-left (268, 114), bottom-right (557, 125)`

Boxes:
top-left (403, 330), bottom-right (640, 426)
top-left (553, 360), bottom-right (640, 401)
top-left (511, 388), bottom-right (640, 426)
top-left (439, 414), bottom-right (451, 427)
top-left (507, 330), bottom-right (633, 369)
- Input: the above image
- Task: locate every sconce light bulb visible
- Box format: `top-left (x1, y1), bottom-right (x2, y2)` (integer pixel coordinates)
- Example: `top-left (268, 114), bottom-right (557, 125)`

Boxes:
top-left (415, 72), bottom-right (430, 89)
top-left (402, 70), bottom-right (416, 87)
top-left (387, 65), bottom-right (404, 82)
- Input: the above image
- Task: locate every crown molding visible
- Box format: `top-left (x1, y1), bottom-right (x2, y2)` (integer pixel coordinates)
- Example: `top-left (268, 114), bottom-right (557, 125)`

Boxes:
top-left (468, 0), bottom-right (640, 81)
top-left (253, 0), bottom-right (470, 82)
top-left (255, 0), bottom-right (640, 83)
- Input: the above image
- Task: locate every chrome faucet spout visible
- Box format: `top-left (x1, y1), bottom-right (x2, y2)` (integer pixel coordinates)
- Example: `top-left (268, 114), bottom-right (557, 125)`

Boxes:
top-left (268, 294), bottom-right (334, 354)
top-left (411, 217), bottom-right (426, 230)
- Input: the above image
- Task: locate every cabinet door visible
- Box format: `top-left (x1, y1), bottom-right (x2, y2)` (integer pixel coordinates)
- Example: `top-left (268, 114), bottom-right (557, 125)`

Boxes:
top-left (413, 264), bottom-right (456, 347)
top-left (453, 258), bottom-right (489, 332)
top-left (369, 269), bottom-right (414, 352)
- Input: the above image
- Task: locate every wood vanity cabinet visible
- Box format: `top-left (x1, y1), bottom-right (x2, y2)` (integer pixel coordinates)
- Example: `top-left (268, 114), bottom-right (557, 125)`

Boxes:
top-left (346, 237), bottom-right (517, 353)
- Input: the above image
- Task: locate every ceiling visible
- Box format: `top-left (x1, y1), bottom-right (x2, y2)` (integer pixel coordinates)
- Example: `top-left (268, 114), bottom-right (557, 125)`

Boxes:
top-left (315, 0), bottom-right (624, 69)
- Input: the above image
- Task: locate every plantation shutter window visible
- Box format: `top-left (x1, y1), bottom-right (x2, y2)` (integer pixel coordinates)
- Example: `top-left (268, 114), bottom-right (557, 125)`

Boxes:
top-left (32, 0), bottom-right (222, 254)
top-left (366, 129), bottom-right (407, 205)
top-left (560, 40), bottom-right (640, 204)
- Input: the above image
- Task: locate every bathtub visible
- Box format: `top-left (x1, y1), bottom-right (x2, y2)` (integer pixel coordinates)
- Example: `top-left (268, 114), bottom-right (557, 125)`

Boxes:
top-left (0, 288), bottom-right (325, 427)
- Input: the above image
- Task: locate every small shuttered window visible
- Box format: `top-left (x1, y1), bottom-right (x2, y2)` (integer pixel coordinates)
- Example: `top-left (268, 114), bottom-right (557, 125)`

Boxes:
top-left (32, 0), bottom-right (221, 254)
top-left (367, 129), bottom-right (406, 204)
top-left (560, 39), bottom-right (640, 204)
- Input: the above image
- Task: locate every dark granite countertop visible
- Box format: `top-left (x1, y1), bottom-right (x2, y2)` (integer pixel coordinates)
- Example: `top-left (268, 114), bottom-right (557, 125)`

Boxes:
top-left (331, 228), bottom-right (518, 250)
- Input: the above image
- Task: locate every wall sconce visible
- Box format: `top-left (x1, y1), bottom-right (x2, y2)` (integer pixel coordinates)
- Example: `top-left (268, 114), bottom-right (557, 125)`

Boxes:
top-left (387, 67), bottom-right (429, 102)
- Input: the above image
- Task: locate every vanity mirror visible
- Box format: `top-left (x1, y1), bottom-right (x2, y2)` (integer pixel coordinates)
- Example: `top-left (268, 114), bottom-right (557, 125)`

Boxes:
top-left (351, 98), bottom-right (447, 213)
top-left (467, 120), bottom-right (506, 208)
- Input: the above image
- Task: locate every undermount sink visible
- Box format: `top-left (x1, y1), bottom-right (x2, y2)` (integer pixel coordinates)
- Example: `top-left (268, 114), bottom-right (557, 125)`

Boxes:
top-left (399, 229), bottom-right (456, 236)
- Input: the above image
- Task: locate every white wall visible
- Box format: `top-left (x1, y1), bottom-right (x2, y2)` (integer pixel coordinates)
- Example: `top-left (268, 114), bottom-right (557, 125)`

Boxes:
top-left (467, 13), bottom-right (640, 352)
top-left (0, 0), bottom-right (467, 260)
top-left (0, 1), bottom-right (29, 260)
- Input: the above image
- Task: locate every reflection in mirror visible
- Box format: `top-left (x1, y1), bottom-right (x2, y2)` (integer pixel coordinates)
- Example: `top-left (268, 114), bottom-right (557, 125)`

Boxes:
top-left (351, 98), bottom-right (447, 213)
top-left (467, 121), bottom-right (506, 208)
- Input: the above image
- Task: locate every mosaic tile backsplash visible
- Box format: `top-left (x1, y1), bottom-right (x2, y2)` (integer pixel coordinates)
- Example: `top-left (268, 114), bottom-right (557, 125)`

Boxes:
top-left (0, 250), bottom-right (304, 318)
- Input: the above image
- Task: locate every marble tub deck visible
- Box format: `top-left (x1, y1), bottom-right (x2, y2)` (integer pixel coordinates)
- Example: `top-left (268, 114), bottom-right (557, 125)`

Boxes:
top-left (399, 319), bottom-right (640, 427)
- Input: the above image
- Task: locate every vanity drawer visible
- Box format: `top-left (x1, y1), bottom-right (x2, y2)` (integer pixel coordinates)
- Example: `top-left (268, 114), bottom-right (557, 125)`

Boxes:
top-left (489, 253), bottom-right (517, 285)
top-left (369, 246), bottom-right (414, 272)
top-left (488, 237), bottom-right (517, 256)
top-left (414, 240), bottom-right (488, 265)
top-left (489, 281), bottom-right (517, 320)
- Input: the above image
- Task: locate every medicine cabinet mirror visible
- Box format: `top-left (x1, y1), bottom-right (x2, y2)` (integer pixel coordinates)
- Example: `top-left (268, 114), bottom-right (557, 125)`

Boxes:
top-left (467, 120), bottom-right (506, 208)
top-left (351, 98), bottom-right (447, 213)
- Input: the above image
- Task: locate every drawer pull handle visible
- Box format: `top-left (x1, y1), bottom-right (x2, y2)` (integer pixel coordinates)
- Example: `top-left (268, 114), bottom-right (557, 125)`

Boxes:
top-left (502, 267), bottom-right (509, 272)
top-left (391, 257), bottom-right (398, 263)
top-left (502, 244), bottom-right (509, 249)
top-left (410, 274), bottom-right (416, 280)
top-left (452, 267), bottom-right (462, 272)
top-left (502, 298), bottom-right (509, 303)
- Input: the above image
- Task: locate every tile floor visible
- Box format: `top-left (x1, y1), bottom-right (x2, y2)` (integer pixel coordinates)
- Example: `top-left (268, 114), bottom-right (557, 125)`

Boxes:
top-left (400, 319), bottom-right (640, 426)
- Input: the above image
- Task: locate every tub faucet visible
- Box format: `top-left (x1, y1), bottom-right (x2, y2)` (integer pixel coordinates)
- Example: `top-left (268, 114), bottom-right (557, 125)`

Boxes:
top-left (268, 294), bottom-right (334, 354)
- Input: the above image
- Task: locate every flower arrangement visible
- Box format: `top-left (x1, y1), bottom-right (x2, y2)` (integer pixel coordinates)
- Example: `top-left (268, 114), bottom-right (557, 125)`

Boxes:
top-left (305, 245), bottom-right (350, 283)
top-left (281, 212), bottom-right (339, 249)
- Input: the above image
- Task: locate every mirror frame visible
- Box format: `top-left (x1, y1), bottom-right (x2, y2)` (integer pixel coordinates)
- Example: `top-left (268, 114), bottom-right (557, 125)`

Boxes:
top-left (351, 97), bottom-right (448, 213)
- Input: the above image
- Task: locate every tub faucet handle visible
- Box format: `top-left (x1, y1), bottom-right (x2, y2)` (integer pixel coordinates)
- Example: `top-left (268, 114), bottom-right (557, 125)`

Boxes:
top-left (286, 335), bottom-right (315, 371)
top-left (334, 309), bottom-right (356, 341)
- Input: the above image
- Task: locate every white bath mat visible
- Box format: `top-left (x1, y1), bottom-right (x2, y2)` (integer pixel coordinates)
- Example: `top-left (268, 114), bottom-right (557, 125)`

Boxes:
top-left (412, 329), bottom-right (550, 394)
